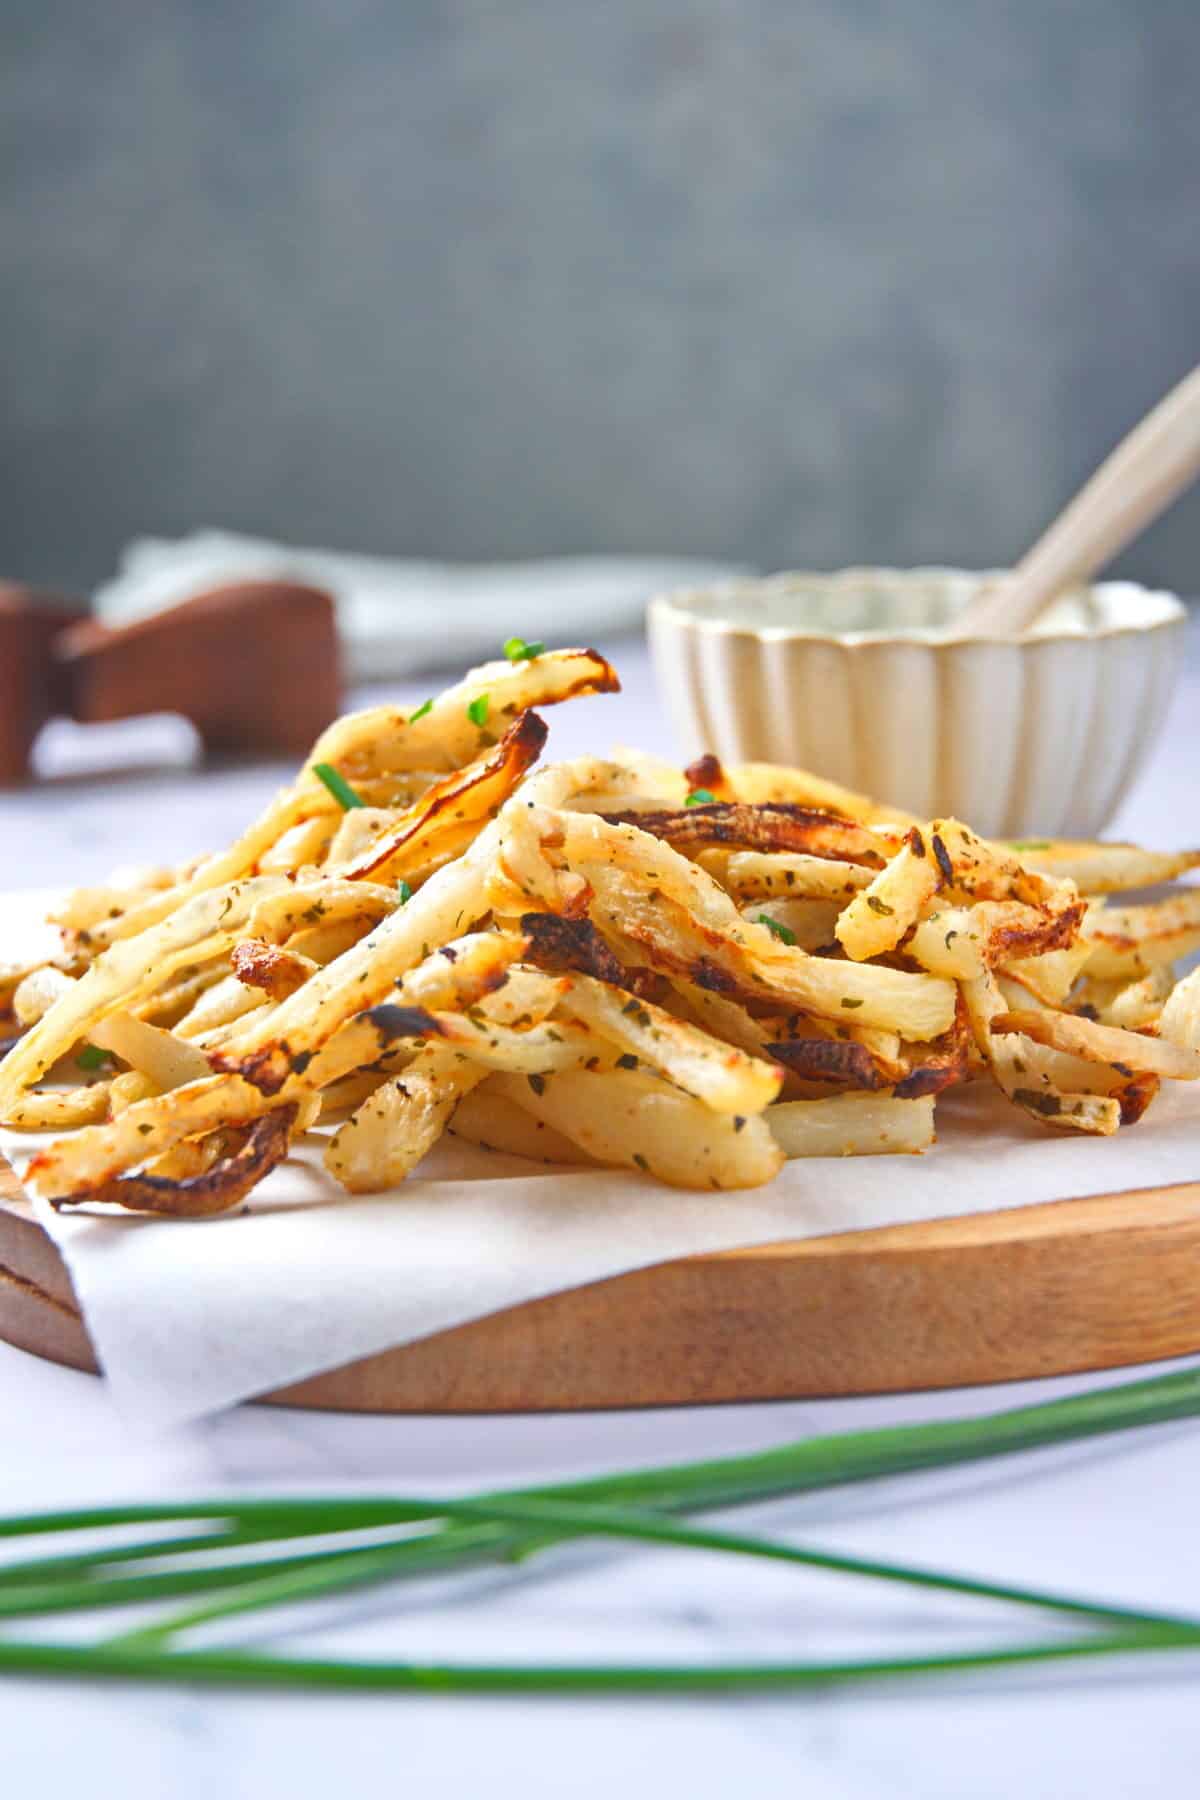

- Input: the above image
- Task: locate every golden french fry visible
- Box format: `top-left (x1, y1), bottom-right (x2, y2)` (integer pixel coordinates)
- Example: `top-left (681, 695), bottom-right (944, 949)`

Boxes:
top-left (90, 1012), bottom-right (212, 1091)
top-left (309, 648), bottom-right (619, 779)
top-left (961, 969), bottom-right (1120, 1135)
top-left (448, 1082), bottom-right (597, 1164)
top-left (325, 1046), bottom-right (484, 1193)
top-left (836, 827), bottom-right (942, 961)
top-left (767, 1092), bottom-right (935, 1157)
top-left (720, 851), bottom-right (874, 902)
top-left (993, 1007), bottom-right (1200, 1082)
top-left (492, 1067), bottom-right (784, 1190)
top-left (557, 973), bottom-right (782, 1114)
top-left (1006, 840), bottom-right (1200, 895)
top-left (0, 876), bottom-right (292, 1111)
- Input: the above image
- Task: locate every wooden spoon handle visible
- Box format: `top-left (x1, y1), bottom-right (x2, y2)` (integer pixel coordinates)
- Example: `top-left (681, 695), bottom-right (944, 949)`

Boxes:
top-left (962, 364), bottom-right (1200, 637)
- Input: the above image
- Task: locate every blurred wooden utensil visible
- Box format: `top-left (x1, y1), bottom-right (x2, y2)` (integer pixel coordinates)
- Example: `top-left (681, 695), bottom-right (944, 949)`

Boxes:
top-left (0, 579), bottom-right (341, 783)
top-left (960, 364), bottom-right (1200, 637)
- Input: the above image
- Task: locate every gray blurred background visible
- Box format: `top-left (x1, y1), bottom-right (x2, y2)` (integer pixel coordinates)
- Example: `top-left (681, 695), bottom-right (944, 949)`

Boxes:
top-left (3, 0), bottom-right (1199, 597)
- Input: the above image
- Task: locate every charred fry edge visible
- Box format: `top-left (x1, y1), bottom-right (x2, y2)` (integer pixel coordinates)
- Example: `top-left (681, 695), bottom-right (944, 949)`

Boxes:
top-left (48, 1106), bottom-right (296, 1217)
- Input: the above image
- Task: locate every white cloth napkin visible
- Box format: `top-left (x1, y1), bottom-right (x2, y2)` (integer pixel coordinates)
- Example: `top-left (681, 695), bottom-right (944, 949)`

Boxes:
top-left (93, 532), bottom-right (747, 681)
top-left (3, 888), bottom-right (1198, 1431)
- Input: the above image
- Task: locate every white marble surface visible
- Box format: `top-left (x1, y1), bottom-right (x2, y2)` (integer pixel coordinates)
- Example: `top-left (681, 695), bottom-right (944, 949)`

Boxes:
top-left (4, 629), bottom-right (1200, 1797)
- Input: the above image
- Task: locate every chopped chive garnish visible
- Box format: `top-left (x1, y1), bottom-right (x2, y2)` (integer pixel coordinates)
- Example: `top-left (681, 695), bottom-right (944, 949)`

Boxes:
top-left (757, 913), bottom-right (797, 946)
top-left (503, 637), bottom-right (544, 663)
top-left (408, 698), bottom-right (434, 723)
top-left (685, 788), bottom-right (716, 807)
top-left (398, 880), bottom-right (413, 904)
top-left (466, 694), bottom-right (490, 728)
top-left (75, 1043), bottom-right (109, 1071)
top-left (312, 763), bottom-right (365, 811)
top-left (1009, 840), bottom-right (1051, 852)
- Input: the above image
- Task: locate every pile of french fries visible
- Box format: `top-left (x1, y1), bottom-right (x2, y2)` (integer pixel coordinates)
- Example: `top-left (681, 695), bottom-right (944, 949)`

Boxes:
top-left (2, 645), bottom-right (1199, 1214)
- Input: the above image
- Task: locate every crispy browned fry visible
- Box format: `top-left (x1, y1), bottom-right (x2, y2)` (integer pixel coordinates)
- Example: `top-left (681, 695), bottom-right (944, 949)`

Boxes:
top-left (311, 648), bottom-right (620, 779)
top-left (600, 801), bottom-right (889, 867)
top-left (232, 941), bottom-right (317, 1002)
top-left (683, 753), bottom-right (733, 800)
top-left (48, 1108), bottom-right (296, 1217)
top-left (1081, 889), bottom-right (1200, 979)
top-left (767, 1035), bottom-right (890, 1090)
top-left (23, 1072), bottom-right (301, 1197)
top-left (567, 850), bottom-right (956, 1040)
top-left (961, 969), bottom-right (1120, 1135)
top-left (701, 759), bottom-right (918, 827)
top-left (0, 876), bottom-right (293, 1110)
top-left (336, 712), bottom-right (548, 882)
top-left (992, 1008), bottom-right (1200, 1081)
top-left (906, 897), bottom-right (1086, 984)
top-left (519, 912), bottom-right (635, 990)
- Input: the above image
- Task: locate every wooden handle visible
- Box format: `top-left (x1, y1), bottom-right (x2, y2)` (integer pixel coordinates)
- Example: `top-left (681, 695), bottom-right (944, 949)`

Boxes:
top-left (961, 364), bottom-right (1200, 637)
top-left (56, 581), bottom-right (343, 757)
top-left (0, 585), bottom-right (89, 783)
top-left (0, 579), bottom-right (343, 782)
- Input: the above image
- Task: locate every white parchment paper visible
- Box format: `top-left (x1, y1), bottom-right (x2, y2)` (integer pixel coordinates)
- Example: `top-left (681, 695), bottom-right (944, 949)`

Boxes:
top-left (3, 890), bottom-right (1197, 1428)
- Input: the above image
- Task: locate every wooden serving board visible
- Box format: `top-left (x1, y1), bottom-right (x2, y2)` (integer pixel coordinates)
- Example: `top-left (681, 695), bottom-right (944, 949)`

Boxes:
top-left (3, 1156), bottom-right (1200, 1411)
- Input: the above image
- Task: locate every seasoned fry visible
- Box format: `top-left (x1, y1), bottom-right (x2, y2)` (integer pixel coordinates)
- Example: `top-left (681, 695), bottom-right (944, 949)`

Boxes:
top-left (836, 826), bottom-right (942, 961)
top-left (602, 802), bottom-right (889, 867)
top-left (1100, 967), bottom-right (1174, 1031)
top-left (8, 642), bottom-right (1197, 1208)
top-left (309, 648), bottom-right (619, 779)
top-left (491, 1067), bottom-right (784, 1190)
top-left (89, 1013), bottom-right (212, 1091)
top-left (1081, 889), bottom-right (1200, 979)
top-left (50, 1109), bottom-right (296, 1217)
top-left (719, 852), bottom-right (874, 902)
top-left (992, 1008), bottom-right (1200, 1081)
top-left (325, 1048), bottom-right (483, 1193)
top-left (961, 969), bottom-right (1120, 1136)
top-left (1006, 840), bottom-right (1200, 895)
top-left (705, 759), bottom-right (918, 828)
top-left (526, 812), bottom-right (957, 1038)
top-left (0, 876), bottom-right (292, 1107)
top-left (336, 713), bottom-right (547, 882)
top-left (230, 941), bottom-right (319, 1003)
top-left (768, 1092), bottom-right (935, 1157)
top-left (556, 973), bottom-right (782, 1114)
top-left (449, 1083), bottom-right (597, 1164)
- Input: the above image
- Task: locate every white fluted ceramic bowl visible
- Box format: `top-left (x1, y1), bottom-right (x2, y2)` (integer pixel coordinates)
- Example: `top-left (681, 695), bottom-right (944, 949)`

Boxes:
top-left (648, 569), bottom-right (1186, 838)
